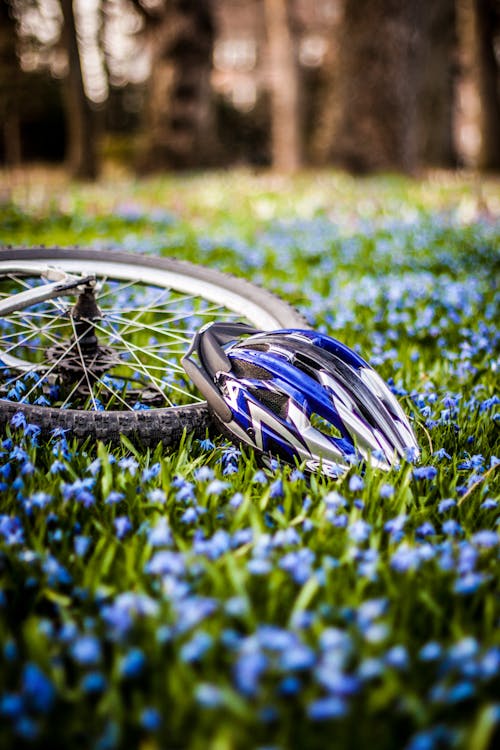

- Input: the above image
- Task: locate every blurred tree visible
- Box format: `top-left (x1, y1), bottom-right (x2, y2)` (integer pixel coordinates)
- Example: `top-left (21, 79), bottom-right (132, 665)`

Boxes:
top-left (264, 0), bottom-right (301, 172)
top-left (416, 0), bottom-right (458, 167)
top-left (329, 0), bottom-right (423, 173)
top-left (0, 0), bottom-right (22, 165)
top-left (135, 0), bottom-right (217, 171)
top-left (59, 0), bottom-right (99, 179)
top-left (472, 0), bottom-right (500, 170)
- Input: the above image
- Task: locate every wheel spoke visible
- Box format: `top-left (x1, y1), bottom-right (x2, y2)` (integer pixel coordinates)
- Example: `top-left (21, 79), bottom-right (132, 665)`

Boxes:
top-left (1, 255), bottom-right (290, 415)
top-left (68, 316), bottom-right (99, 411)
top-left (87, 318), bottom-right (201, 404)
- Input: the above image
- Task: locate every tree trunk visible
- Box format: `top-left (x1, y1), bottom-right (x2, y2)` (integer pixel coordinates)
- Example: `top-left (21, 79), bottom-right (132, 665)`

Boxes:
top-left (331, 0), bottom-right (424, 174)
top-left (139, 0), bottom-right (216, 171)
top-left (416, 0), bottom-right (457, 168)
top-left (59, 0), bottom-right (98, 180)
top-left (473, 0), bottom-right (500, 170)
top-left (264, 0), bottom-right (301, 172)
top-left (0, 0), bottom-right (22, 166)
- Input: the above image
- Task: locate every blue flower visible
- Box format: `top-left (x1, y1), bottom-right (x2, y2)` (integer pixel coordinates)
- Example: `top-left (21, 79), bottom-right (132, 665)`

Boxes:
top-left (479, 647), bottom-right (500, 679)
top-left (180, 632), bottom-right (213, 663)
top-left (272, 527), bottom-right (300, 548)
top-left (481, 498), bottom-right (498, 510)
top-left (198, 438), bottom-right (215, 452)
top-left (454, 572), bottom-right (484, 595)
top-left (270, 479), bottom-right (284, 498)
top-left (413, 466), bottom-right (437, 481)
top-left (194, 529), bottom-right (231, 560)
top-left (358, 658), bottom-right (384, 681)
top-left (176, 481), bottom-right (195, 503)
top-left (142, 463), bottom-right (160, 482)
top-left (230, 492), bottom-right (244, 508)
top-left (101, 593), bottom-right (159, 639)
top-left (442, 519), bottom-right (462, 536)
top-left (419, 642), bottom-right (442, 661)
top-left (147, 488), bottom-right (166, 504)
top-left (206, 479), bottom-right (229, 496)
top-left (248, 559), bottom-right (272, 575)
top-left (3, 639), bottom-right (17, 662)
top-left (181, 506), bottom-right (201, 524)
top-left (114, 516), bottom-right (132, 540)
top-left (448, 637), bottom-right (479, 663)
top-left (279, 675), bottom-right (301, 695)
top-left (81, 672), bottom-right (107, 694)
top-left (74, 535), bottom-right (92, 557)
top-left (194, 466), bottom-right (214, 482)
top-left (145, 550), bottom-right (185, 576)
top-left (447, 680), bottom-right (475, 703)
top-left (14, 716), bottom-right (39, 740)
top-left (348, 519), bottom-right (371, 543)
top-left (379, 483), bottom-right (394, 499)
top-left (71, 636), bottom-right (102, 666)
top-left (30, 492), bottom-right (52, 509)
top-left (416, 522), bottom-right (436, 538)
top-left (173, 596), bottom-right (217, 634)
top-left (315, 666), bottom-right (360, 696)
top-left (348, 475), bottom-right (364, 492)
top-left (0, 693), bottom-right (23, 718)
top-left (433, 448), bottom-right (451, 461)
top-left (324, 491), bottom-right (347, 510)
top-left (0, 515), bottom-right (24, 546)
top-left (279, 643), bottom-right (315, 671)
top-left (119, 648), bottom-right (146, 679)
top-left (405, 446), bottom-right (420, 463)
top-left (384, 515), bottom-right (407, 539)
top-left (279, 548), bottom-right (315, 584)
top-left (384, 645), bottom-right (409, 670)
top-left (21, 663), bottom-right (55, 713)
top-left (405, 730), bottom-right (436, 750)
top-left (471, 530), bottom-right (498, 548)
top-left (147, 517), bottom-right (172, 547)
top-left (10, 411), bottom-right (26, 429)
top-left (118, 456), bottom-right (138, 476)
top-left (140, 707), bottom-right (161, 732)
top-left (87, 458), bottom-right (101, 476)
top-left (391, 543), bottom-right (421, 573)
top-left (438, 498), bottom-right (456, 513)
top-left (233, 648), bottom-right (267, 697)
top-left (42, 556), bottom-right (72, 586)
top-left (195, 683), bottom-right (223, 708)
top-left (356, 598), bottom-right (388, 627)
top-left (307, 695), bottom-right (347, 720)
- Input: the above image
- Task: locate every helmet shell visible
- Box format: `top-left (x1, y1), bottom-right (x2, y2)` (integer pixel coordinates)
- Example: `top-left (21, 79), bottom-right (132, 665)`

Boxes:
top-left (182, 324), bottom-right (419, 475)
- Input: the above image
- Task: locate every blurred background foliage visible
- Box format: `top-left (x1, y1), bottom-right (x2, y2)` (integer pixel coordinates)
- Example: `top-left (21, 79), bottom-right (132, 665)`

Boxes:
top-left (0, 0), bottom-right (499, 180)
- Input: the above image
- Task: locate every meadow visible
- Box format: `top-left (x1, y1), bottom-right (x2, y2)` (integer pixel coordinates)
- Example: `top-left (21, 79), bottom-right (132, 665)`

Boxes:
top-left (0, 168), bottom-right (499, 750)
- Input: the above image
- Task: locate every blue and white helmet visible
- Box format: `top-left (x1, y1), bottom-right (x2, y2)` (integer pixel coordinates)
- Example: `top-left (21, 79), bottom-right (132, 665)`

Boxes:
top-left (182, 323), bottom-right (419, 476)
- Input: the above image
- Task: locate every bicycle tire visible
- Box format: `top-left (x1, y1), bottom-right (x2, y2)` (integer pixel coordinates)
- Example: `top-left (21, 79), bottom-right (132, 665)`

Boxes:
top-left (0, 247), bottom-right (307, 446)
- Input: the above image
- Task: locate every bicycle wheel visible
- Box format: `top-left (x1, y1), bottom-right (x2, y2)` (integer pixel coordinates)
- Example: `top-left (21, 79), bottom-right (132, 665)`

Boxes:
top-left (0, 247), bottom-right (307, 445)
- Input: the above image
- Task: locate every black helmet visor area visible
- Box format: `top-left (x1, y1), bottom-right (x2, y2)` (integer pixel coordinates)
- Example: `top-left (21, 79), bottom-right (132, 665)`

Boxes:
top-left (237, 333), bottom-right (412, 455)
top-left (181, 322), bottom-right (261, 423)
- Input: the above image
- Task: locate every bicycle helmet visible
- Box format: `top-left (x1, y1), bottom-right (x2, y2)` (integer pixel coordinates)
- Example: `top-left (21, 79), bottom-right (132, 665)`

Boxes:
top-left (182, 323), bottom-right (419, 476)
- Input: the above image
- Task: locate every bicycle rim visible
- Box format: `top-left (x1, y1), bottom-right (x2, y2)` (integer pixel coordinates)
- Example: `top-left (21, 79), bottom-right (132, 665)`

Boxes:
top-left (0, 247), bottom-right (307, 445)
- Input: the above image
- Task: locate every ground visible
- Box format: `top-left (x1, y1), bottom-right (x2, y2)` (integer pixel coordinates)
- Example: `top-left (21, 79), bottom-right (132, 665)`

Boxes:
top-left (0, 168), bottom-right (499, 750)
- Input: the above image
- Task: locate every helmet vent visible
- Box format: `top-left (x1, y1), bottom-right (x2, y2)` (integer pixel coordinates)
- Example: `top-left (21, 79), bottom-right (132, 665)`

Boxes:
top-left (310, 412), bottom-right (343, 439)
top-left (292, 352), bottom-right (321, 381)
top-left (243, 343), bottom-right (268, 352)
top-left (230, 359), bottom-right (271, 380)
top-left (250, 388), bottom-right (288, 419)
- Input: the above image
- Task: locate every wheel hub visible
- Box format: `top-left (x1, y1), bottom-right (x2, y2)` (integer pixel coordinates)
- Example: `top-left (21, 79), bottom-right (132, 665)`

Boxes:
top-left (45, 342), bottom-right (121, 379)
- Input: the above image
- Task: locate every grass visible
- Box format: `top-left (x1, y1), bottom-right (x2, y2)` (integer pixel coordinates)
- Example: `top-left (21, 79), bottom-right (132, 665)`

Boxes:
top-left (0, 168), bottom-right (499, 750)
